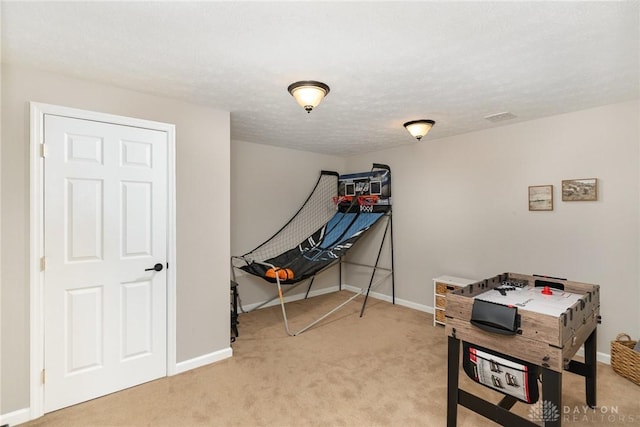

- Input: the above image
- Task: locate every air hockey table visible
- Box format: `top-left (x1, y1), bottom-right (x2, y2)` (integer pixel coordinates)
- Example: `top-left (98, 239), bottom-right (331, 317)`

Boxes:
top-left (445, 272), bottom-right (600, 426)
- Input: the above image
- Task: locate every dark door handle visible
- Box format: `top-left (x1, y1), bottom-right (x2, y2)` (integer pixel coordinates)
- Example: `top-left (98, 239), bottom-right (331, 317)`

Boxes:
top-left (145, 263), bottom-right (164, 272)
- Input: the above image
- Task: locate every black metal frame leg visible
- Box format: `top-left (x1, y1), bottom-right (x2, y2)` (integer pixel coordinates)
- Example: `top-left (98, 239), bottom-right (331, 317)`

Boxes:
top-left (447, 335), bottom-right (460, 427)
top-left (541, 367), bottom-right (562, 427)
top-left (566, 328), bottom-right (598, 408)
top-left (584, 329), bottom-right (597, 407)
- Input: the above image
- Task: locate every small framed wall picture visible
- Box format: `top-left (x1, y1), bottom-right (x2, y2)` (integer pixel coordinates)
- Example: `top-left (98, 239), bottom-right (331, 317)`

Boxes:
top-left (528, 185), bottom-right (553, 211)
top-left (562, 178), bottom-right (597, 201)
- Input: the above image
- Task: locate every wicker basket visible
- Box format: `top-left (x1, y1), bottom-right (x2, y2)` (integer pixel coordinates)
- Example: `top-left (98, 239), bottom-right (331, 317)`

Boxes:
top-left (611, 333), bottom-right (640, 386)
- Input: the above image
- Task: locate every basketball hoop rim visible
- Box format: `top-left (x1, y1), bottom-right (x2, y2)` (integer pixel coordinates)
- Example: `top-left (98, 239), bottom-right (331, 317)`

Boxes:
top-left (357, 195), bottom-right (379, 206)
top-left (332, 195), bottom-right (354, 205)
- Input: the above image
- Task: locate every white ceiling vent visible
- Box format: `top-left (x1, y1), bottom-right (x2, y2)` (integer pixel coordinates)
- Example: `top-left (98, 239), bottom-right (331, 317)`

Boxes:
top-left (484, 112), bottom-right (517, 123)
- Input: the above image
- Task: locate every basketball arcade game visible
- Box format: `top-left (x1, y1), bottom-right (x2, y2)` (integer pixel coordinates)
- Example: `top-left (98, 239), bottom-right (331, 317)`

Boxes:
top-left (231, 164), bottom-right (394, 336)
top-left (445, 272), bottom-right (600, 426)
top-left (334, 164), bottom-right (394, 316)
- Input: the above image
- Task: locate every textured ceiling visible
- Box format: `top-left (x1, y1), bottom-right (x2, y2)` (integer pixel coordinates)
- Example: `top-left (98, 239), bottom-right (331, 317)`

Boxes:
top-left (2, 1), bottom-right (639, 156)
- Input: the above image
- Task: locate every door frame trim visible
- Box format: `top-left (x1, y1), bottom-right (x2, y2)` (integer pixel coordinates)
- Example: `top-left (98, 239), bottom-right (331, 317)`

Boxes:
top-left (29, 102), bottom-right (177, 419)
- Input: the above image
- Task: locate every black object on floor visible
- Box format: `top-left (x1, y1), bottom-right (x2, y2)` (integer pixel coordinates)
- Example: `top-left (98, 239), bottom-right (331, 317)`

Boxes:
top-left (231, 280), bottom-right (239, 342)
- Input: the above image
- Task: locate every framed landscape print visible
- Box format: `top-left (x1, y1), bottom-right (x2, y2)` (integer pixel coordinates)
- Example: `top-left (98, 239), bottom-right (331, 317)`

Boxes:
top-left (529, 185), bottom-right (553, 211)
top-left (562, 178), bottom-right (597, 201)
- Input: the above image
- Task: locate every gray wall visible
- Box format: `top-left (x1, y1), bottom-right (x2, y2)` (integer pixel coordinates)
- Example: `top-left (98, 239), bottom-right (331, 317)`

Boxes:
top-left (1, 64), bottom-right (231, 414)
top-left (346, 100), bottom-right (640, 355)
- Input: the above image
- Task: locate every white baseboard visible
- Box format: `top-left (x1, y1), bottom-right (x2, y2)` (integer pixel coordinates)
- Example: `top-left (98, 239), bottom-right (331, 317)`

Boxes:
top-left (241, 285), bottom-right (341, 312)
top-left (575, 347), bottom-right (611, 365)
top-left (341, 284), bottom-right (434, 314)
top-left (598, 351), bottom-right (611, 365)
top-left (174, 347), bottom-right (233, 375)
top-left (0, 407), bottom-right (30, 426)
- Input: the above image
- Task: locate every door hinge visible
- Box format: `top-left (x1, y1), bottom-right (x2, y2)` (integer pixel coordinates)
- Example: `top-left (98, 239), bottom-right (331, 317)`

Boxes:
top-left (40, 143), bottom-right (47, 158)
top-left (40, 256), bottom-right (46, 271)
top-left (42, 368), bottom-right (46, 384)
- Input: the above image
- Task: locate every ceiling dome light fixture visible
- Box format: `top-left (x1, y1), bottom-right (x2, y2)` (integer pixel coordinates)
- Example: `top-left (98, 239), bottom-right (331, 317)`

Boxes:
top-left (287, 80), bottom-right (330, 113)
top-left (403, 119), bottom-right (436, 141)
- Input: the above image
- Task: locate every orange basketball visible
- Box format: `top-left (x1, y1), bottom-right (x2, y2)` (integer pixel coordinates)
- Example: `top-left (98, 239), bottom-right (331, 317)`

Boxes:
top-left (265, 267), bottom-right (294, 281)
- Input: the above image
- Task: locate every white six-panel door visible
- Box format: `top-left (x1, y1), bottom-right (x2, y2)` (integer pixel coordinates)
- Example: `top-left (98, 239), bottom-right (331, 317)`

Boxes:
top-left (43, 114), bottom-right (168, 412)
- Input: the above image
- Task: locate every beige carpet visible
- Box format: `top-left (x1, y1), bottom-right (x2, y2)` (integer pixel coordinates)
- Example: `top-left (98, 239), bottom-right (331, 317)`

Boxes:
top-left (25, 291), bottom-right (640, 426)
